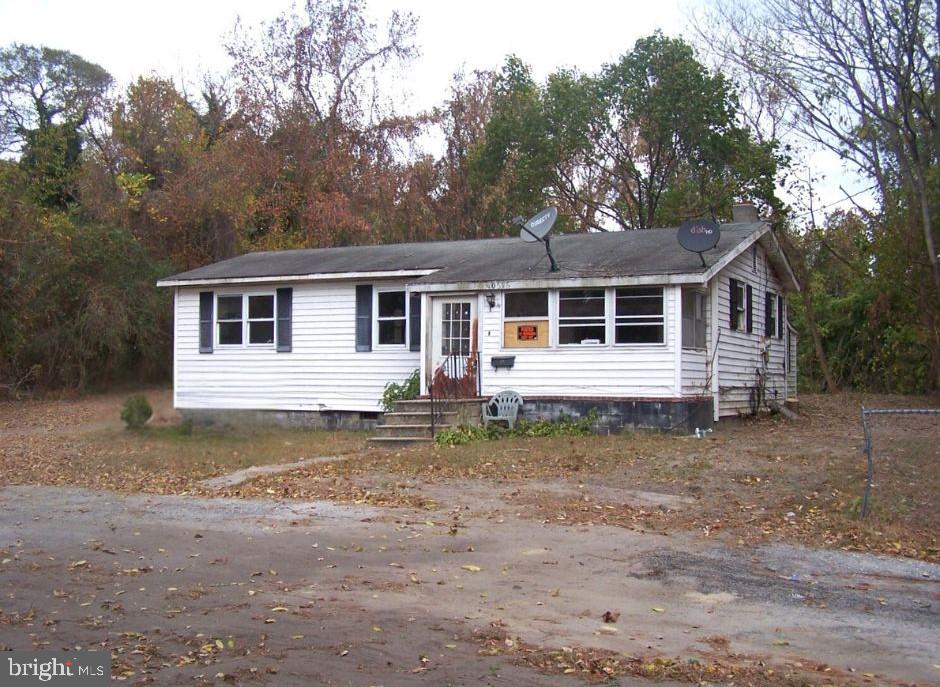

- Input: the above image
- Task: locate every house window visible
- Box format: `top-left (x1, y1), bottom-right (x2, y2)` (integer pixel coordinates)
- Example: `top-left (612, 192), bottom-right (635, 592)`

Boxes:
top-left (217, 295), bottom-right (243, 345)
top-left (505, 291), bottom-right (548, 318)
top-left (248, 295), bottom-right (275, 344)
top-left (558, 289), bottom-right (606, 345)
top-left (504, 290), bottom-right (549, 348)
top-left (377, 290), bottom-right (406, 345)
top-left (217, 293), bottom-right (276, 346)
top-left (615, 287), bottom-right (664, 344)
top-left (731, 279), bottom-right (747, 331)
top-left (765, 291), bottom-right (777, 338)
top-left (682, 289), bottom-right (706, 349)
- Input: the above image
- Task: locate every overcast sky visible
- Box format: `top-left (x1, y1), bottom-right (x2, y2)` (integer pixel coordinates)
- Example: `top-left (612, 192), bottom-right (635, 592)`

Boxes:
top-left (0, 0), bottom-right (869, 218)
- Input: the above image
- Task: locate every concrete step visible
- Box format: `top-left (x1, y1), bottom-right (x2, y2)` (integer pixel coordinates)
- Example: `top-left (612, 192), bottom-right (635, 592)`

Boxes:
top-left (372, 423), bottom-right (442, 439)
top-left (368, 436), bottom-right (435, 447)
top-left (381, 411), bottom-right (458, 426)
top-left (393, 398), bottom-right (484, 413)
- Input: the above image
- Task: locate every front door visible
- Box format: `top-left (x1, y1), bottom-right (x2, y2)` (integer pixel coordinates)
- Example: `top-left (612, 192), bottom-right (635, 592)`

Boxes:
top-left (429, 297), bottom-right (479, 397)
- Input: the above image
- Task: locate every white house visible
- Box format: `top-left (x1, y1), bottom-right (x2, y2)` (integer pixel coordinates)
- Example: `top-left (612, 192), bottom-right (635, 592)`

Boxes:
top-left (156, 207), bottom-right (799, 435)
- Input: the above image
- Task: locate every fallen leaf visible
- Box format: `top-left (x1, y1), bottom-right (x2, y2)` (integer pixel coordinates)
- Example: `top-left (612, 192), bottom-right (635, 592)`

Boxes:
top-left (461, 565), bottom-right (482, 573)
top-left (651, 607), bottom-right (665, 613)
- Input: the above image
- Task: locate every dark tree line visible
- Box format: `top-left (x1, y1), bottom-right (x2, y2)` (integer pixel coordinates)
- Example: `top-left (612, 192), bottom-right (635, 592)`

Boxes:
top-left (0, 0), bottom-right (935, 394)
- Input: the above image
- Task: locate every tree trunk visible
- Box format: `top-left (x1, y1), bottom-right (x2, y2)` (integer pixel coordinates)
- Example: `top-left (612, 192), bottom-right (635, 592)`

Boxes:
top-left (799, 284), bottom-right (839, 392)
top-left (777, 227), bottom-right (840, 392)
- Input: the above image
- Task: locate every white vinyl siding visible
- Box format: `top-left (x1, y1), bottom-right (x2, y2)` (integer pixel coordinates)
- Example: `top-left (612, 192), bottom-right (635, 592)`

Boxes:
top-left (175, 280), bottom-right (419, 412)
top-left (713, 243), bottom-right (788, 416)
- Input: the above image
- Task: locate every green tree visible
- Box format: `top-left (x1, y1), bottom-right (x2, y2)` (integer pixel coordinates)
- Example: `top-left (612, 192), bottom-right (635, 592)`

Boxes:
top-left (470, 35), bottom-right (781, 232)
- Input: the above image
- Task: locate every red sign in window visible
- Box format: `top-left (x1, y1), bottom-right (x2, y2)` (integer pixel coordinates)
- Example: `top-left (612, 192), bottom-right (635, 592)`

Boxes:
top-left (517, 325), bottom-right (538, 341)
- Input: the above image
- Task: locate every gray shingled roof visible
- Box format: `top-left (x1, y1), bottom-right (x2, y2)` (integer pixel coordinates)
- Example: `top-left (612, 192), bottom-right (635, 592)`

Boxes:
top-left (158, 222), bottom-right (767, 286)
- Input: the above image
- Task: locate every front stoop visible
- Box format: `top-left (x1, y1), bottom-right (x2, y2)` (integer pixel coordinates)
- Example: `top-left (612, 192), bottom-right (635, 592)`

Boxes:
top-left (369, 398), bottom-right (484, 447)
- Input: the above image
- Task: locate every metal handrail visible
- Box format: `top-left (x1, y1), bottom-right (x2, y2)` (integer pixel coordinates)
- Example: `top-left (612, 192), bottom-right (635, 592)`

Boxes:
top-left (427, 351), bottom-right (481, 438)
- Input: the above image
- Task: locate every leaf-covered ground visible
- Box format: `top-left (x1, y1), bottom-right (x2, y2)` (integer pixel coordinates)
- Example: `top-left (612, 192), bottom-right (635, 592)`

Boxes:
top-left (1, 389), bottom-right (937, 562)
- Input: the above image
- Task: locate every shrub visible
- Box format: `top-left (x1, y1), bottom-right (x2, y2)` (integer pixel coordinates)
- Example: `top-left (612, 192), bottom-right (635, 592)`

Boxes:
top-left (121, 394), bottom-right (153, 429)
top-left (434, 409), bottom-right (598, 446)
top-left (381, 369), bottom-right (420, 411)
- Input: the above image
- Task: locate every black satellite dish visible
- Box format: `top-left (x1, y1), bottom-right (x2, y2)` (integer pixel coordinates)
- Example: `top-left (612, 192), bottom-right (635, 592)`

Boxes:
top-left (677, 218), bottom-right (721, 267)
top-left (516, 207), bottom-right (560, 272)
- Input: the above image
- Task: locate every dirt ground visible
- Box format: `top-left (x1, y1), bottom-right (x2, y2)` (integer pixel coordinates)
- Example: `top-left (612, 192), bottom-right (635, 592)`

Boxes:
top-left (0, 389), bottom-right (938, 685)
top-left (1, 486), bottom-right (937, 686)
top-left (4, 388), bottom-right (934, 561)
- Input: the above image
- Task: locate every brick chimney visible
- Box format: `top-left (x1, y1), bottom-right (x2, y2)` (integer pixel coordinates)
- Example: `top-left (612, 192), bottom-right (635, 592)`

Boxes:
top-left (732, 202), bottom-right (759, 223)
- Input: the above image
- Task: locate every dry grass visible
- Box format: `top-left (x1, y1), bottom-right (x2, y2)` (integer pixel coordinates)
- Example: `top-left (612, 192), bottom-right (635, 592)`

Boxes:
top-left (1, 388), bottom-right (937, 562)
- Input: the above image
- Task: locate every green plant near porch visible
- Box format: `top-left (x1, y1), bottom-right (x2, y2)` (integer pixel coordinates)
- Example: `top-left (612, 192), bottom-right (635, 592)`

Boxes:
top-left (435, 410), bottom-right (598, 446)
top-left (381, 369), bottom-right (420, 411)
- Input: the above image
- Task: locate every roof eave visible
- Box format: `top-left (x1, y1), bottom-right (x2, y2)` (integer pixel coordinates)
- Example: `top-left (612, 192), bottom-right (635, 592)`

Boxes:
top-left (156, 268), bottom-right (439, 288)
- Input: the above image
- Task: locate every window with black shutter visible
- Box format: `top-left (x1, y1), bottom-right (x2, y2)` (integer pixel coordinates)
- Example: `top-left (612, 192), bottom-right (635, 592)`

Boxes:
top-left (729, 279), bottom-right (746, 331)
top-left (765, 291), bottom-right (776, 337)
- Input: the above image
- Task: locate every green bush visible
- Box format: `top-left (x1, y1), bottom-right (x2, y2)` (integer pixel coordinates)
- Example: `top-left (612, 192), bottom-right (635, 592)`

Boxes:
top-left (381, 369), bottom-right (420, 411)
top-left (121, 394), bottom-right (153, 429)
top-left (434, 409), bottom-right (598, 446)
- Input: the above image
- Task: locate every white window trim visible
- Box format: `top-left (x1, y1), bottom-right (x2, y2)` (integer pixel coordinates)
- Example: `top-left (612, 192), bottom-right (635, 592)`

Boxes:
top-left (612, 286), bottom-right (667, 347)
top-left (682, 288), bottom-right (707, 351)
top-left (496, 287), bottom-right (674, 352)
top-left (557, 288), bottom-right (608, 347)
top-left (766, 291), bottom-right (778, 339)
top-left (502, 290), bottom-right (550, 321)
top-left (501, 290), bottom-right (551, 348)
top-left (733, 280), bottom-right (747, 331)
top-left (216, 291), bottom-right (277, 349)
top-left (373, 287), bottom-right (408, 349)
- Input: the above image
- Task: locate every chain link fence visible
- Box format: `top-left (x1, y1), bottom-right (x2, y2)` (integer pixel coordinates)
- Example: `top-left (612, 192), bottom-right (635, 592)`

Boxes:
top-left (859, 407), bottom-right (940, 520)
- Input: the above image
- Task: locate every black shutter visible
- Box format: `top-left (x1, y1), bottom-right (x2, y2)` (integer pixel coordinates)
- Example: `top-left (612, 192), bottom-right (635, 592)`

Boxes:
top-left (276, 287), bottom-right (292, 352)
top-left (765, 292), bottom-right (774, 336)
top-left (729, 279), bottom-right (738, 330)
top-left (355, 284), bottom-right (373, 352)
top-left (409, 293), bottom-right (421, 352)
top-left (199, 291), bottom-right (213, 353)
top-left (746, 284), bottom-right (753, 333)
top-left (777, 294), bottom-right (784, 338)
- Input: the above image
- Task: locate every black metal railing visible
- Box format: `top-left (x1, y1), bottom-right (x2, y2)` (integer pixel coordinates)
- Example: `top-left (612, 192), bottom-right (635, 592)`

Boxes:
top-left (428, 352), bottom-right (481, 437)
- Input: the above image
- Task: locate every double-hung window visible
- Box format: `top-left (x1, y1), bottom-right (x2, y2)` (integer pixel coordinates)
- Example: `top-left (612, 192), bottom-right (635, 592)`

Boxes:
top-left (558, 289), bottom-right (606, 345)
top-left (682, 289), bottom-right (706, 349)
top-left (730, 279), bottom-right (748, 331)
top-left (765, 291), bottom-right (777, 338)
top-left (217, 293), bottom-right (275, 346)
top-left (615, 287), bottom-right (665, 344)
top-left (376, 290), bottom-right (406, 346)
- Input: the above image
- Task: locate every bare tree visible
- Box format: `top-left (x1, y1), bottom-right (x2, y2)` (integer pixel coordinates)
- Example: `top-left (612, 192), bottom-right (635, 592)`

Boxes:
top-left (225, 0), bottom-right (418, 136)
top-left (696, 0), bottom-right (938, 293)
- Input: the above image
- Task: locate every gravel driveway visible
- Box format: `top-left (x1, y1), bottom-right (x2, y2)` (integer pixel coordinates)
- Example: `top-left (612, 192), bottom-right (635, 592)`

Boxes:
top-left (1, 485), bottom-right (936, 685)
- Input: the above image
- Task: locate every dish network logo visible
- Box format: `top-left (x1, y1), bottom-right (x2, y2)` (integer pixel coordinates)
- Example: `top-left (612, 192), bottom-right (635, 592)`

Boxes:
top-left (7, 656), bottom-right (104, 681)
top-left (688, 224), bottom-right (715, 235)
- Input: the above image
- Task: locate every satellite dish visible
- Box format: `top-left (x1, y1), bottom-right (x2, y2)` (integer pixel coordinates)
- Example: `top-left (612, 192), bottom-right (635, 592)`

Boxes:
top-left (677, 218), bottom-right (721, 267)
top-left (520, 206), bottom-right (558, 243)
top-left (516, 207), bottom-right (560, 272)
